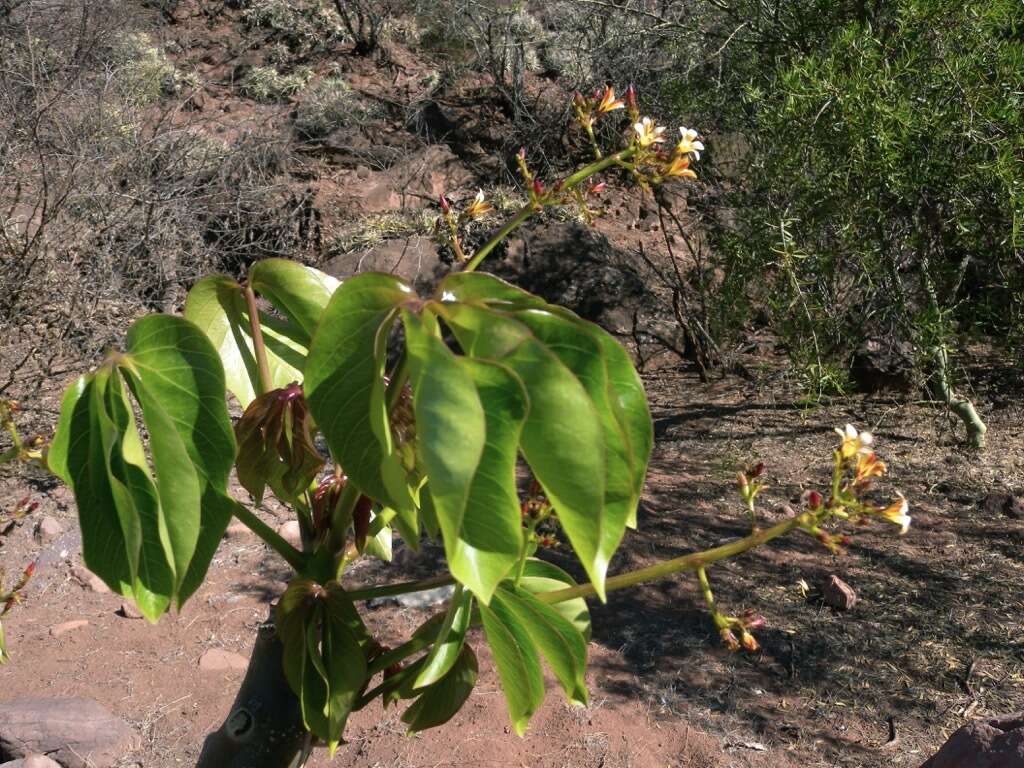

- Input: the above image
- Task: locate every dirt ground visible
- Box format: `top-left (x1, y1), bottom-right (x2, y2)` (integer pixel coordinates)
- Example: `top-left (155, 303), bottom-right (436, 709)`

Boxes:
top-left (2, 351), bottom-right (1022, 768)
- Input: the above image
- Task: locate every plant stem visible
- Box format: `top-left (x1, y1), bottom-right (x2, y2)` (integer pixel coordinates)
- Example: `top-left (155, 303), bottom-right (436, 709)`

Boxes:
top-left (347, 510), bottom-right (815, 608)
top-left (243, 285), bottom-right (273, 396)
top-left (232, 502), bottom-right (307, 572)
top-left (463, 147), bottom-right (638, 274)
top-left (347, 573), bottom-right (455, 602)
top-left (537, 511), bottom-right (812, 605)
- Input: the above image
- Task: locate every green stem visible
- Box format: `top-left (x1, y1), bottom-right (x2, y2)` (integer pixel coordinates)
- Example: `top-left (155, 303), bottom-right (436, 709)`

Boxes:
top-left (348, 573), bottom-right (455, 602)
top-left (463, 147), bottom-right (638, 274)
top-left (231, 502), bottom-right (307, 572)
top-left (243, 285), bottom-right (273, 396)
top-left (537, 511), bottom-right (812, 605)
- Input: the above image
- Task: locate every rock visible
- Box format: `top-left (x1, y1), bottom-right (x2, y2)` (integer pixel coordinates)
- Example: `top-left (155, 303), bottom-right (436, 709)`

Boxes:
top-left (276, 520), bottom-right (302, 549)
top-left (0, 754), bottom-right (63, 768)
top-left (115, 602), bottom-right (144, 620)
top-left (494, 221), bottom-right (654, 338)
top-left (920, 713), bottom-right (1024, 767)
top-left (69, 564), bottom-right (110, 594)
top-left (368, 584), bottom-right (455, 611)
top-left (324, 236), bottom-right (442, 291)
top-left (850, 337), bottom-right (917, 394)
top-left (385, 144), bottom-right (472, 201)
top-left (223, 521), bottom-right (253, 540)
top-left (33, 517), bottom-right (63, 545)
top-left (822, 575), bottom-right (857, 611)
top-left (0, 697), bottom-right (139, 768)
top-left (981, 492), bottom-right (1024, 520)
top-left (49, 620), bottom-right (89, 638)
top-left (198, 649), bottom-right (249, 673)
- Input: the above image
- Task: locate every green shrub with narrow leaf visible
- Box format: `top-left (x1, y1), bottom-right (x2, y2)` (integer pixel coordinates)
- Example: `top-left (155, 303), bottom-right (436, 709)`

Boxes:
top-left (46, 256), bottom-right (651, 756)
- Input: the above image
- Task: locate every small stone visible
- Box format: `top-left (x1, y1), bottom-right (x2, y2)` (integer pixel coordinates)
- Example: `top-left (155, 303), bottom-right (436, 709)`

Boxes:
top-left (33, 516), bottom-right (63, 545)
top-left (50, 620), bottom-right (89, 637)
top-left (356, 164), bottom-right (371, 179)
top-left (199, 648), bottom-right (249, 673)
top-left (70, 564), bottom-right (110, 594)
top-left (276, 520), bottom-right (302, 549)
top-left (116, 602), bottom-right (144, 620)
top-left (822, 575), bottom-right (857, 611)
top-left (223, 521), bottom-right (253, 540)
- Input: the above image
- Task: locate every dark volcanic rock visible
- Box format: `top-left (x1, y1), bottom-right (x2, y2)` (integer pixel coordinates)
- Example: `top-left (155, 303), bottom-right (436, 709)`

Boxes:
top-left (0, 698), bottom-right (139, 768)
top-left (850, 337), bottom-right (917, 394)
top-left (494, 220), bottom-right (653, 337)
top-left (920, 713), bottom-right (1024, 768)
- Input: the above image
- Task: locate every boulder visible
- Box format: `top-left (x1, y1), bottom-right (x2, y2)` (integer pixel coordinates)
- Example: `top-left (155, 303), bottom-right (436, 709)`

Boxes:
top-left (0, 698), bottom-right (138, 768)
top-left (0, 754), bottom-right (63, 768)
top-left (850, 337), bottom-right (917, 394)
top-left (920, 713), bottom-right (1024, 767)
top-left (324, 236), bottom-right (442, 291)
top-left (493, 220), bottom-right (653, 337)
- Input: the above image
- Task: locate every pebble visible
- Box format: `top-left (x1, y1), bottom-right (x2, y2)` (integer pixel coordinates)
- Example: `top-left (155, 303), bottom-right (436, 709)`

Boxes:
top-left (70, 564), bottom-right (110, 594)
top-left (33, 517), bottom-right (63, 545)
top-left (50, 620), bottom-right (89, 637)
top-left (223, 521), bottom-right (253, 540)
top-left (116, 602), bottom-right (144, 620)
top-left (198, 648), bottom-right (249, 672)
top-left (277, 520), bottom-right (302, 549)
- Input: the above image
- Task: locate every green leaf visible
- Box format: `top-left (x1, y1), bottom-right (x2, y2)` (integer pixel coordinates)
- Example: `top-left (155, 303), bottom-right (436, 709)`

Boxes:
top-left (184, 275), bottom-right (306, 408)
top-left (364, 510), bottom-right (393, 562)
top-left (518, 559), bottom-right (591, 641)
top-left (479, 590), bottom-right (545, 736)
top-left (496, 585), bottom-right (588, 707)
top-left (402, 645), bottom-right (478, 733)
top-left (403, 311), bottom-right (526, 602)
top-left (93, 369), bottom-right (174, 621)
top-left (123, 315), bottom-right (238, 606)
top-left (440, 302), bottom-right (610, 598)
top-left (414, 585), bottom-right (473, 689)
top-left (305, 273), bottom-right (416, 513)
top-left (322, 584), bottom-right (369, 754)
top-left (249, 259), bottom-right (340, 342)
top-left (50, 375), bottom-right (134, 598)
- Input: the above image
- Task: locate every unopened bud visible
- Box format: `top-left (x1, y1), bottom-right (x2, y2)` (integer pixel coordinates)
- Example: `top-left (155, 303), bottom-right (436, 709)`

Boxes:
top-left (719, 627), bottom-right (741, 652)
top-left (805, 490), bottom-right (824, 510)
top-left (532, 178), bottom-right (544, 198)
top-left (740, 631), bottom-right (760, 653)
top-left (439, 194), bottom-right (451, 214)
top-left (750, 462), bottom-right (765, 478)
top-left (588, 182), bottom-right (607, 195)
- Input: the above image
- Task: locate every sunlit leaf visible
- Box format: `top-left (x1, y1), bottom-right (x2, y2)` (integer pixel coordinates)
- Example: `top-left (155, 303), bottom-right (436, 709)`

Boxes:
top-left (249, 259), bottom-right (340, 342)
top-left (479, 590), bottom-right (544, 736)
top-left (414, 585), bottom-right (473, 689)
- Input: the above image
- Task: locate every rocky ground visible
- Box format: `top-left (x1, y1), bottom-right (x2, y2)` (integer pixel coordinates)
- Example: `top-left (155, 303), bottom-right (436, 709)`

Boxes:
top-left (2, 1), bottom-right (1024, 767)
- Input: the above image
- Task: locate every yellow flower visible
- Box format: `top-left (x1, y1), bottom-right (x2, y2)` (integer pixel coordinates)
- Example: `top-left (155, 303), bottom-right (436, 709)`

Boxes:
top-left (663, 154), bottom-right (697, 179)
top-left (877, 492), bottom-right (911, 534)
top-left (854, 451), bottom-right (887, 484)
top-left (462, 189), bottom-right (493, 221)
top-left (835, 423), bottom-right (872, 459)
top-left (676, 126), bottom-right (705, 160)
top-left (595, 85), bottom-right (625, 114)
top-left (632, 117), bottom-right (666, 148)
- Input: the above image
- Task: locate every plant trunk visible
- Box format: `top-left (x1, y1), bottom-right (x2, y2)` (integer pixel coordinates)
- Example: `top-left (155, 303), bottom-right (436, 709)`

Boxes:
top-left (930, 346), bottom-right (987, 448)
top-left (195, 610), bottom-right (310, 768)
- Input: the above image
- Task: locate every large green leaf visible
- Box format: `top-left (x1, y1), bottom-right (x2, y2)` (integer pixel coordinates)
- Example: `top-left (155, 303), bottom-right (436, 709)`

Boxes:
top-left (184, 275), bottom-right (306, 408)
top-left (495, 585), bottom-right (588, 707)
top-left (403, 311), bottom-right (526, 602)
top-left (249, 259), bottom-right (339, 342)
top-left (322, 584), bottom-right (369, 754)
top-left (518, 559), bottom-right (591, 641)
top-left (93, 369), bottom-right (174, 621)
top-left (402, 645), bottom-right (478, 733)
top-left (479, 591), bottom-right (545, 736)
top-left (305, 272), bottom-right (415, 514)
top-left (439, 302), bottom-right (611, 598)
top-left (50, 375), bottom-right (134, 598)
top-left (124, 315), bottom-right (238, 605)
top-left (414, 585), bottom-right (473, 689)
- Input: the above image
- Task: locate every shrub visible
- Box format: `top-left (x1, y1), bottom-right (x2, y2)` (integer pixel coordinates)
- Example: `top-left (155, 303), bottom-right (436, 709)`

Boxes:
top-left (109, 31), bottom-right (181, 106)
top-left (293, 76), bottom-right (376, 139)
top-left (241, 65), bottom-right (315, 102)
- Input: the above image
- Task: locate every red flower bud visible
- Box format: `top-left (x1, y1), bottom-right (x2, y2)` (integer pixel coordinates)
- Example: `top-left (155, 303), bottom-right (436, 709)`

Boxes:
top-left (532, 179), bottom-right (545, 197)
top-left (806, 490), bottom-right (824, 510)
top-left (439, 194), bottom-right (451, 214)
top-left (625, 84), bottom-right (638, 109)
top-left (588, 182), bottom-right (607, 195)
top-left (22, 562), bottom-right (36, 580)
top-left (750, 462), bottom-right (765, 478)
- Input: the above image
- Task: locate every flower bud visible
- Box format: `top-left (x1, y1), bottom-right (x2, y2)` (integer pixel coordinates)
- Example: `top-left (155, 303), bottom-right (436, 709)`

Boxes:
top-left (806, 490), bottom-right (823, 510)
top-left (532, 178), bottom-right (545, 198)
top-left (740, 630), bottom-right (760, 653)
top-left (719, 627), bottom-right (741, 652)
top-left (439, 193), bottom-right (451, 214)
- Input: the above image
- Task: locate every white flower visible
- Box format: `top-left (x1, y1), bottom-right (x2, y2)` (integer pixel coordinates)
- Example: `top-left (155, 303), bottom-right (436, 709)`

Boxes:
top-left (835, 423), bottom-right (872, 458)
top-left (633, 117), bottom-right (667, 147)
top-left (676, 126), bottom-right (705, 160)
top-left (878, 492), bottom-right (911, 534)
